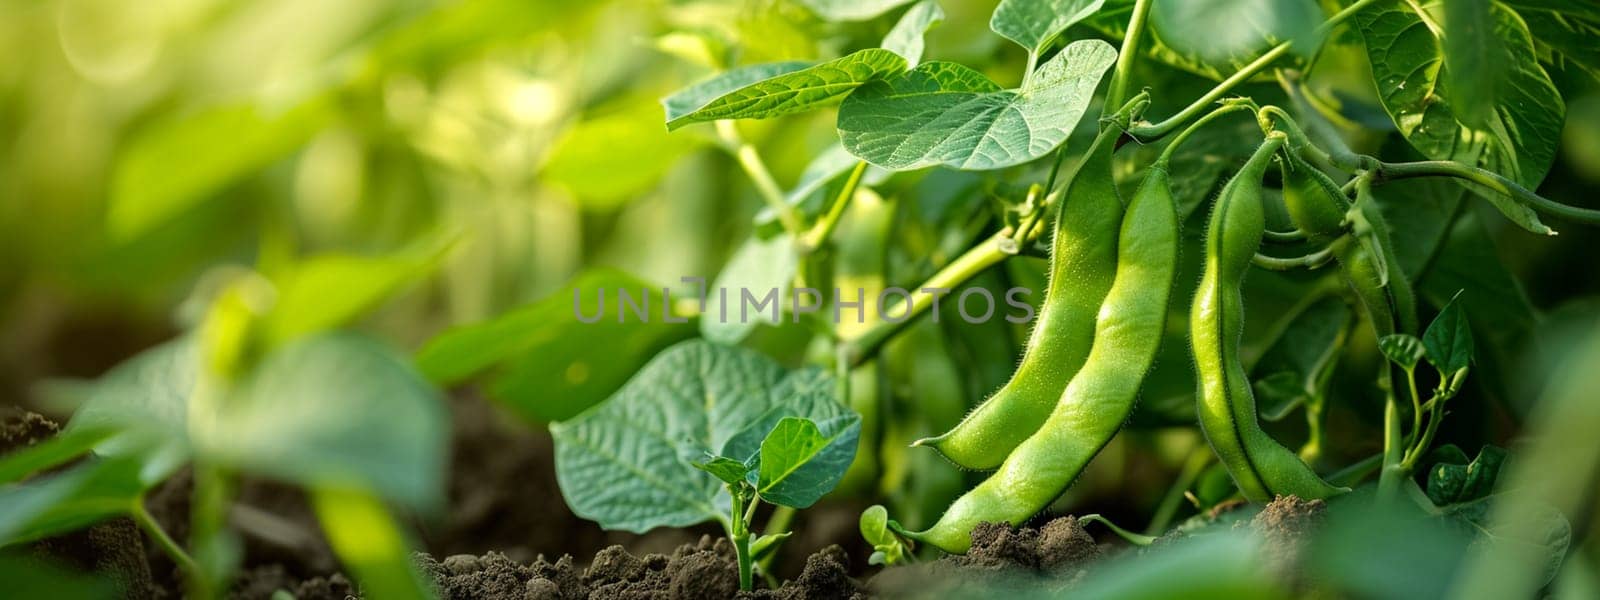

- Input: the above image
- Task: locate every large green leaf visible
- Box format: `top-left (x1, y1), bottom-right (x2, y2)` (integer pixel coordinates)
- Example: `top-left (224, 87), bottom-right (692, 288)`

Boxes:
top-left (662, 62), bottom-right (810, 125)
top-left (837, 39), bottom-right (1116, 170)
top-left (663, 49), bottom-right (907, 130)
top-left (701, 233), bottom-right (797, 345)
top-left (990, 0), bottom-right (1106, 55)
top-left (415, 269), bottom-right (696, 423)
top-left (882, 0), bottom-right (945, 68)
top-left (796, 0), bottom-right (915, 21)
top-left (751, 415), bottom-right (860, 508)
top-left (1511, 6), bottom-right (1600, 80)
top-left (1356, 2), bottom-right (1564, 193)
top-left (108, 96), bottom-right (333, 242)
top-left (550, 340), bottom-right (850, 532)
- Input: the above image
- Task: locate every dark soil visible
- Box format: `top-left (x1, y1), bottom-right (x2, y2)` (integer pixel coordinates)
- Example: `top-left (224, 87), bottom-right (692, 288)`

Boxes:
top-left (867, 516), bottom-right (1105, 598)
top-left (1246, 495), bottom-right (1326, 576)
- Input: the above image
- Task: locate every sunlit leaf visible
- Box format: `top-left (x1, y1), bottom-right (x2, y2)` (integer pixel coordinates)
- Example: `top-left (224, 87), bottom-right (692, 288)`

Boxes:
top-left (1150, 0), bottom-right (1321, 66)
top-left (260, 248), bottom-right (443, 348)
top-left (990, 0), bottom-right (1105, 55)
top-left (663, 49), bottom-right (908, 130)
top-left (882, 0), bottom-right (945, 68)
top-left (691, 455), bottom-right (753, 486)
top-left (1356, 0), bottom-right (1564, 223)
top-left (544, 99), bottom-right (705, 208)
top-left (796, 0), bottom-right (915, 21)
top-left (837, 39), bottom-right (1116, 170)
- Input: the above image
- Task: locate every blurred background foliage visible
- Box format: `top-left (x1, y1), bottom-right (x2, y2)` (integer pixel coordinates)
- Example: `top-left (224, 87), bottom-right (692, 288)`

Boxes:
top-left (2, 0), bottom-right (1600, 594)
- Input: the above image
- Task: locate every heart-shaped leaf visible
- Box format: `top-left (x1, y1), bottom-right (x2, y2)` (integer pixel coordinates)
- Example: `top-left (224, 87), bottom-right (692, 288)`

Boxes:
top-left (551, 340), bottom-right (853, 532)
top-left (1423, 293), bottom-right (1474, 375)
top-left (753, 415), bottom-right (861, 508)
top-left (838, 39), bottom-right (1116, 170)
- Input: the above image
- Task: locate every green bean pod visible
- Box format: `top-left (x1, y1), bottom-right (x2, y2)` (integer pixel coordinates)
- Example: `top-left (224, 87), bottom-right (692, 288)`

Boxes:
top-left (903, 160), bottom-right (1179, 553)
top-left (1192, 135), bottom-right (1346, 503)
top-left (913, 121), bottom-right (1127, 471)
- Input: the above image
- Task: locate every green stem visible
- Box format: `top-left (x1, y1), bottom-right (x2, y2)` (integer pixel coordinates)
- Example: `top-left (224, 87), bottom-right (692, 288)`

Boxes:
top-left (1105, 0), bottom-right (1155, 113)
top-left (716, 121), bottom-right (804, 236)
top-left (1251, 244), bottom-right (1336, 270)
top-left (1146, 444), bottom-right (1214, 535)
top-left (1401, 395), bottom-right (1447, 471)
top-left (839, 232), bottom-right (1012, 366)
top-left (1081, 514), bottom-right (1156, 546)
top-left (133, 499), bottom-right (205, 590)
top-left (1362, 159), bottom-right (1600, 226)
top-left (1128, 0), bottom-right (1385, 140)
top-left (729, 489), bottom-right (754, 591)
top-left (802, 161), bottom-right (867, 252)
top-left (1327, 453), bottom-right (1384, 488)
top-left (1403, 366), bottom-right (1422, 448)
top-left (1378, 396), bottom-right (1405, 501)
top-left (1157, 102), bottom-right (1255, 164)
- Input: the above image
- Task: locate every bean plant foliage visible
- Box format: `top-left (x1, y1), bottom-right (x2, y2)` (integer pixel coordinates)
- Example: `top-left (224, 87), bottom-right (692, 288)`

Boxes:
top-left (3, 0), bottom-right (1600, 598)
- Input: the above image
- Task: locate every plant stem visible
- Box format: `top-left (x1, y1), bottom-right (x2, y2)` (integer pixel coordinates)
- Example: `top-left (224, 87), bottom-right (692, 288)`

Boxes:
top-left (839, 231), bottom-right (1012, 366)
top-left (1128, 0), bottom-right (1385, 140)
top-left (1157, 102), bottom-right (1255, 164)
top-left (716, 121), bottom-right (804, 236)
top-left (1378, 396), bottom-right (1405, 501)
top-left (1105, 0), bottom-right (1154, 113)
top-left (1146, 443), bottom-right (1214, 535)
top-left (1403, 366), bottom-right (1422, 447)
top-left (802, 161), bottom-right (867, 252)
top-left (728, 489), bottom-right (754, 591)
top-left (133, 499), bottom-right (206, 591)
top-left (1401, 394), bottom-right (1447, 471)
top-left (1362, 159), bottom-right (1600, 226)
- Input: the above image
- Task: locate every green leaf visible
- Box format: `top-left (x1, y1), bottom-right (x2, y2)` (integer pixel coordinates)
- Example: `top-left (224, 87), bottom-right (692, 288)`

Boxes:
top-left (1379, 334), bottom-right (1427, 371)
top-left (260, 247), bottom-right (443, 348)
top-left (990, 0), bottom-right (1106, 55)
top-left (753, 144), bottom-right (890, 239)
top-left (1517, 9), bottom-right (1600, 80)
top-left (415, 269), bottom-right (696, 423)
top-left (1427, 445), bottom-right (1506, 506)
top-left (882, 0), bottom-right (945, 68)
top-left (0, 426), bottom-right (115, 485)
top-left (859, 504), bottom-right (893, 546)
top-left (1150, 0), bottom-right (1321, 67)
top-left (1423, 293), bottom-right (1474, 375)
top-left (1442, 0), bottom-right (1500, 124)
top-left (108, 96), bottom-right (333, 242)
top-left (550, 340), bottom-right (851, 532)
top-left (838, 39), bottom-right (1116, 170)
top-left (1356, 1), bottom-right (1565, 215)
top-left (692, 455), bottom-right (753, 486)
top-left (701, 233), bottom-right (797, 345)
top-left (0, 455), bottom-right (144, 546)
top-left (311, 486), bottom-right (435, 600)
top-left (544, 99), bottom-right (704, 208)
top-left (752, 415), bottom-right (861, 508)
top-left (663, 62), bottom-right (810, 125)
top-left (796, 0), bottom-right (916, 21)
top-left (663, 49), bottom-right (908, 130)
